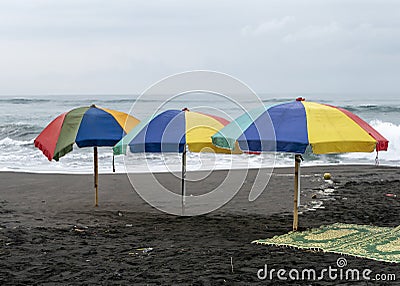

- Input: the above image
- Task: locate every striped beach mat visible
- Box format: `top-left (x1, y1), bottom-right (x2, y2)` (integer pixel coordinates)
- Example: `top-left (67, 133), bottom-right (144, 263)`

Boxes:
top-left (253, 223), bottom-right (400, 263)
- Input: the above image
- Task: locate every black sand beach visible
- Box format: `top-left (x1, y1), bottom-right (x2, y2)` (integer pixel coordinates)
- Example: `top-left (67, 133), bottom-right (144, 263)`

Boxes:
top-left (0, 165), bottom-right (399, 285)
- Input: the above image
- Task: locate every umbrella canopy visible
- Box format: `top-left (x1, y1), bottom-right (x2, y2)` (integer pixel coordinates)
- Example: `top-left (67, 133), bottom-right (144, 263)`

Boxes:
top-left (113, 108), bottom-right (239, 215)
top-left (212, 98), bottom-right (388, 154)
top-left (113, 108), bottom-right (237, 155)
top-left (35, 104), bottom-right (140, 161)
top-left (212, 98), bottom-right (389, 230)
top-left (34, 104), bottom-right (140, 207)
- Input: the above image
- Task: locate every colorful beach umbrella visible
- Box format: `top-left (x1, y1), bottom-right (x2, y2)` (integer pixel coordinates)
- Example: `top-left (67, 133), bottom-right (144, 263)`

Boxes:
top-left (34, 104), bottom-right (140, 206)
top-left (113, 108), bottom-right (240, 214)
top-left (212, 98), bottom-right (389, 230)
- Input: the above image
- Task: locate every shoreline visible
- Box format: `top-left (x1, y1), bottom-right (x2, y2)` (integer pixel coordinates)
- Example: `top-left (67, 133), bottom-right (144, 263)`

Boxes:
top-left (1, 162), bottom-right (398, 175)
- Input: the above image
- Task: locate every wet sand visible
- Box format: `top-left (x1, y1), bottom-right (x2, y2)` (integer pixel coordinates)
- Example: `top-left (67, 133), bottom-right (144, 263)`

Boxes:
top-left (0, 165), bottom-right (399, 285)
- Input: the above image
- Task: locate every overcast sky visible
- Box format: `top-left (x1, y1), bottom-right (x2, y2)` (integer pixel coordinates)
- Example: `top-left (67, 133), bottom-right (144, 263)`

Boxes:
top-left (0, 0), bottom-right (399, 95)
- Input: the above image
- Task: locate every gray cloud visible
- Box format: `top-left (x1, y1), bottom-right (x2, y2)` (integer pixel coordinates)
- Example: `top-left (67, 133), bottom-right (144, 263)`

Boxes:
top-left (0, 0), bottom-right (399, 95)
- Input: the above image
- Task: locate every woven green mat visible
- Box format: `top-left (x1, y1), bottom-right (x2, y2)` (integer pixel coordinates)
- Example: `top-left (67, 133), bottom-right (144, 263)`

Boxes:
top-left (253, 223), bottom-right (400, 263)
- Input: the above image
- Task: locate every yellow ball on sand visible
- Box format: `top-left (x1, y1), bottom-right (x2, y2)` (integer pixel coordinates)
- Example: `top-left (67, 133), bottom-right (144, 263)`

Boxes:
top-left (323, 173), bottom-right (332, 180)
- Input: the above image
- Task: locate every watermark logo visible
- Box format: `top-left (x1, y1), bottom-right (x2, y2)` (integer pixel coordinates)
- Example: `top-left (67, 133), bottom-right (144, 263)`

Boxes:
top-left (123, 70), bottom-right (276, 216)
top-left (257, 257), bottom-right (397, 282)
top-left (336, 257), bottom-right (347, 268)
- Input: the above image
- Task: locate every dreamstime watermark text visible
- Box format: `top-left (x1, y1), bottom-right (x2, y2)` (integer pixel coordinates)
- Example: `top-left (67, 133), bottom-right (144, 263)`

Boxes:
top-left (257, 257), bottom-right (396, 282)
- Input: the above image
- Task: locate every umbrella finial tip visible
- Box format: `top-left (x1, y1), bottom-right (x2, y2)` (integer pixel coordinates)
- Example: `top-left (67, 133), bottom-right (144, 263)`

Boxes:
top-left (90, 104), bottom-right (96, 108)
top-left (182, 107), bottom-right (189, 112)
top-left (296, 97), bottom-right (305, 101)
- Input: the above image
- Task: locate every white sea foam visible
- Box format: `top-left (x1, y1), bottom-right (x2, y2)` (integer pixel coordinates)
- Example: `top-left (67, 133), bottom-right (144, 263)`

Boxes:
top-left (0, 119), bottom-right (398, 174)
top-left (0, 137), bottom-right (33, 146)
top-left (0, 94), bottom-right (399, 173)
top-left (341, 120), bottom-right (400, 166)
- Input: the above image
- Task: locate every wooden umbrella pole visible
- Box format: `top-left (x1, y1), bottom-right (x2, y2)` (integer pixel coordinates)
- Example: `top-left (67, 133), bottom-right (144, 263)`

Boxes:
top-left (293, 154), bottom-right (301, 231)
top-left (94, 147), bottom-right (99, 207)
top-left (112, 154), bottom-right (115, 173)
top-left (181, 144), bottom-right (187, 216)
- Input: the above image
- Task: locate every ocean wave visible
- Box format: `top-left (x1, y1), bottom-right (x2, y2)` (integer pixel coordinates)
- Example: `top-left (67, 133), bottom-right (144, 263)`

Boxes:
top-left (50, 98), bottom-right (166, 106)
top-left (0, 98), bottom-right (51, 104)
top-left (368, 120), bottom-right (400, 159)
top-left (0, 97), bottom-right (137, 107)
top-left (94, 99), bottom-right (136, 104)
top-left (0, 123), bottom-right (42, 140)
top-left (0, 115), bottom-right (398, 174)
top-left (0, 137), bottom-right (33, 146)
top-left (262, 98), bottom-right (294, 103)
top-left (342, 104), bottom-right (400, 113)
top-left (341, 120), bottom-right (400, 165)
